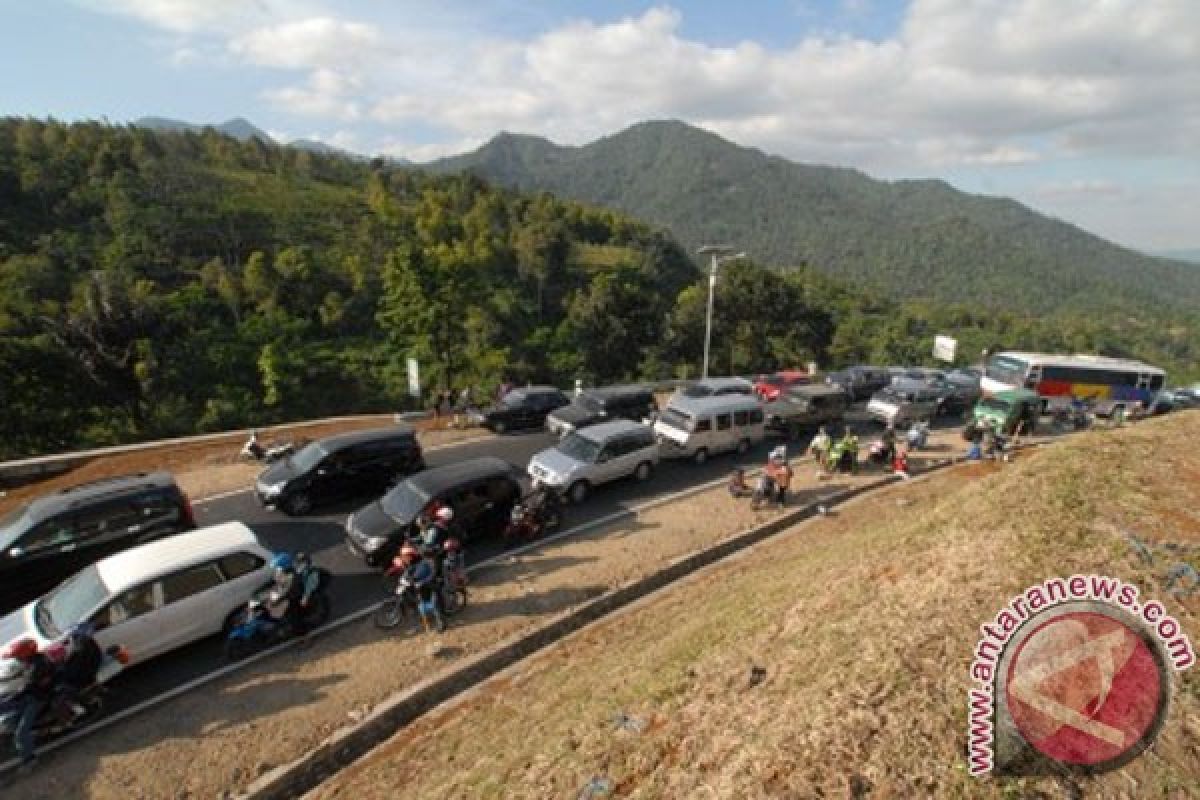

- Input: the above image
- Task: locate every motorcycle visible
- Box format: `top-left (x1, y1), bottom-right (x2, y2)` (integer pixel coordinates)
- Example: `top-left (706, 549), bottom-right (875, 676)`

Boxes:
top-left (503, 491), bottom-right (563, 543)
top-left (0, 643), bottom-right (129, 744)
top-left (376, 542), bottom-right (468, 633)
top-left (240, 431), bottom-right (296, 463)
top-left (224, 579), bottom-right (332, 661)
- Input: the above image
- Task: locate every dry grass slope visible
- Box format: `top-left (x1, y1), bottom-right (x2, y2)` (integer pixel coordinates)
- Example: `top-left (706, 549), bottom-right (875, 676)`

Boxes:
top-left (314, 414), bottom-right (1200, 800)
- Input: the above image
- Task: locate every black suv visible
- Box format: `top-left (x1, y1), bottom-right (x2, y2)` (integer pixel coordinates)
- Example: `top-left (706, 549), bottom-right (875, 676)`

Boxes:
top-left (0, 472), bottom-right (196, 613)
top-left (472, 386), bottom-right (570, 434)
top-left (255, 426), bottom-right (425, 515)
top-left (544, 385), bottom-right (658, 437)
top-left (825, 366), bottom-right (892, 402)
top-left (344, 456), bottom-right (523, 566)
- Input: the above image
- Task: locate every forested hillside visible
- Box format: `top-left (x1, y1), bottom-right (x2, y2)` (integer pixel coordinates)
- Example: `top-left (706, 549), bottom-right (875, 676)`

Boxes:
top-left (1, 119), bottom-right (1196, 460)
top-left (430, 120), bottom-right (1200, 314)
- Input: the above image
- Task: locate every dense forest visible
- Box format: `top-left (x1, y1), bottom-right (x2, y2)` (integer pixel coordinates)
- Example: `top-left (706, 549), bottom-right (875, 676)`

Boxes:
top-left (432, 120), bottom-right (1200, 315)
top-left (0, 118), bottom-right (1196, 460)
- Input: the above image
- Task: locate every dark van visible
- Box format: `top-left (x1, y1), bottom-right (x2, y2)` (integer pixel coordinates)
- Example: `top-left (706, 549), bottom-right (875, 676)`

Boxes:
top-left (344, 456), bottom-right (522, 567)
top-left (0, 472), bottom-right (196, 613)
top-left (255, 426), bottom-right (425, 515)
top-left (544, 385), bottom-right (658, 437)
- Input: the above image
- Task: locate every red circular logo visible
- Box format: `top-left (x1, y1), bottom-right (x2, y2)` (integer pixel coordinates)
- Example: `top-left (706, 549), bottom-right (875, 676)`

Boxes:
top-left (1004, 610), bottom-right (1165, 767)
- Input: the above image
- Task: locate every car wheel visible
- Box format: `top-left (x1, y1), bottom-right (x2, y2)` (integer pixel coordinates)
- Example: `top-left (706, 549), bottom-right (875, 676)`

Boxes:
top-left (492, 419), bottom-right (507, 434)
top-left (736, 438), bottom-right (751, 455)
top-left (224, 637), bottom-right (254, 662)
top-left (693, 448), bottom-right (708, 465)
top-left (568, 481), bottom-right (590, 504)
top-left (634, 461), bottom-right (653, 482)
top-left (283, 492), bottom-right (312, 516)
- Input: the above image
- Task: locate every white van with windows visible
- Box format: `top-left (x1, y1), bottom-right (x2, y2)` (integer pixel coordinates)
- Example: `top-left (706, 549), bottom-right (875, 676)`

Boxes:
top-left (0, 522), bottom-right (273, 666)
top-left (653, 395), bottom-right (765, 464)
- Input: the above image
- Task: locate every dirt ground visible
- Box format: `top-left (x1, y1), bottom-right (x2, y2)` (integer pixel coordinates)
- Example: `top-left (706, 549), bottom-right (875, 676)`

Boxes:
top-left (0, 417), bottom-right (491, 516)
top-left (0, 419), bottom-right (1021, 799)
top-left (308, 414), bottom-right (1200, 799)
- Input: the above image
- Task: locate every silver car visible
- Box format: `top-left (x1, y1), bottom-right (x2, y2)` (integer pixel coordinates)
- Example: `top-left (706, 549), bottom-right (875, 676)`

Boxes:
top-left (527, 419), bottom-right (659, 504)
top-left (866, 385), bottom-right (942, 426)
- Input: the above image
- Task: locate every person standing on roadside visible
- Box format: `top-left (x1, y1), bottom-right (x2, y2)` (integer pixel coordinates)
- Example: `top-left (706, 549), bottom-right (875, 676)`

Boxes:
top-left (772, 453), bottom-right (794, 507)
top-left (809, 426), bottom-right (831, 472)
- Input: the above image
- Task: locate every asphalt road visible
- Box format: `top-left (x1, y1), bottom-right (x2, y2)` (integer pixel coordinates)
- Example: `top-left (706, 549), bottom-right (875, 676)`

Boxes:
top-left (35, 408), bottom-right (965, 744)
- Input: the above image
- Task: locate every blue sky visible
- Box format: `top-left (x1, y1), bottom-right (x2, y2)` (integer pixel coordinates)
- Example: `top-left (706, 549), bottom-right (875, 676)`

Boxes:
top-left (4, 1), bottom-right (1198, 253)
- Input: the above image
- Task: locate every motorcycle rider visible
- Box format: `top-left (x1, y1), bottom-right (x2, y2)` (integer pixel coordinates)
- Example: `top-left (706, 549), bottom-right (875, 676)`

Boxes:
top-left (880, 424), bottom-right (897, 464)
top-left (519, 479), bottom-right (561, 531)
top-left (268, 553), bottom-right (309, 637)
top-left (52, 623), bottom-right (104, 720)
top-left (1, 638), bottom-right (55, 771)
top-left (396, 543), bottom-right (442, 630)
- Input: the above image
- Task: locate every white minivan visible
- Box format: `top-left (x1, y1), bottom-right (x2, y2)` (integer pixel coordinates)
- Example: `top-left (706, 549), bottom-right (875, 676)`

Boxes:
top-left (653, 395), bottom-right (766, 464)
top-left (0, 522), bottom-right (273, 665)
top-left (528, 419), bottom-right (660, 504)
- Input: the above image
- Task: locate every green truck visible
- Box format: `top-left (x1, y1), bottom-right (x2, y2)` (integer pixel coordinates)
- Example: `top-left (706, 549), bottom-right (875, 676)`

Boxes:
top-left (970, 388), bottom-right (1041, 435)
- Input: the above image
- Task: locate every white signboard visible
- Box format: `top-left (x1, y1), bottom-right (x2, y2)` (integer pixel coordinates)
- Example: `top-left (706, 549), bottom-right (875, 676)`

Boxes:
top-left (406, 357), bottom-right (420, 397)
top-left (933, 335), bottom-right (957, 363)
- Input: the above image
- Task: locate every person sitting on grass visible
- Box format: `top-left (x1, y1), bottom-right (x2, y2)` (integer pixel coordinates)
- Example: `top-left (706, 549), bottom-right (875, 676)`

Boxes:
top-left (728, 468), bottom-right (752, 498)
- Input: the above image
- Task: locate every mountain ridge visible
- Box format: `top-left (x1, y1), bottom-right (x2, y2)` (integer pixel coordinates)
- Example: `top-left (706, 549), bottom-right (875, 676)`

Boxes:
top-left (427, 119), bottom-right (1200, 314)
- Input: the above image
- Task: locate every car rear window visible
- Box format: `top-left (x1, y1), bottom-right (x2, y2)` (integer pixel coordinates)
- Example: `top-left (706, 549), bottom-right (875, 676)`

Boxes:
top-left (162, 563), bottom-right (224, 603)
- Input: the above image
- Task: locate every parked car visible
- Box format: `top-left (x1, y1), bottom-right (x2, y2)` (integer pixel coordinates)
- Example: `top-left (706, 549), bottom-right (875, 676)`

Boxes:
top-left (655, 394), bottom-right (766, 463)
top-left (255, 426), bottom-right (424, 515)
top-left (971, 389), bottom-right (1041, 435)
top-left (545, 385), bottom-right (658, 437)
top-left (866, 385), bottom-right (943, 427)
top-left (528, 420), bottom-right (659, 504)
top-left (764, 385), bottom-right (849, 438)
top-left (674, 377), bottom-right (756, 399)
top-left (345, 456), bottom-right (523, 567)
top-left (0, 522), bottom-right (273, 666)
top-left (0, 472), bottom-right (196, 614)
top-left (753, 370), bottom-right (810, 402)
top-left (471, 386), bottom-right (571, 434)
top-left (824, 366), bottom-right (891, 402)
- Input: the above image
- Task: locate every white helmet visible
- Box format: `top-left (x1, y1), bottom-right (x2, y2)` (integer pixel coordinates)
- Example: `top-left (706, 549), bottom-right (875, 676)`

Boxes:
top-left (436, 507), bottom-right (454, 523)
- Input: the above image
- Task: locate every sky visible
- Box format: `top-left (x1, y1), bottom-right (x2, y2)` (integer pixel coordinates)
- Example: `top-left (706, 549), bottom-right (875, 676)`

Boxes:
top-left (3, 1), bottom-right (1198, 253)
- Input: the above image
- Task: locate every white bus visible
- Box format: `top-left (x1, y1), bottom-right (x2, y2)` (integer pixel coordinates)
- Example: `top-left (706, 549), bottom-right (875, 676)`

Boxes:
top-left (981, 352), bottom-right (1165, 412)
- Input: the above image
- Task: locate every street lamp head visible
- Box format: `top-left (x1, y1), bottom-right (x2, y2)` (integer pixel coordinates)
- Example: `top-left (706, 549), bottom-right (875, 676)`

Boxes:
top-left (697, 244), bottom-right (735, 256)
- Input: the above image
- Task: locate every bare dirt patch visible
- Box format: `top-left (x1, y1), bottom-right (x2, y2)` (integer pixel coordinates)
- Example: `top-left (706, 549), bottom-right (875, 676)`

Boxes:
top-left (309, 415), bottom-right (1200, 800)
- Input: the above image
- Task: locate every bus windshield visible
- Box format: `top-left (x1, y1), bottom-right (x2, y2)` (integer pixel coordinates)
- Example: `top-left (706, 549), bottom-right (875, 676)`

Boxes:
top-left (985, 356), bottom-right (1028, 387)
top-left (658, 407), bottom-right (694, 432)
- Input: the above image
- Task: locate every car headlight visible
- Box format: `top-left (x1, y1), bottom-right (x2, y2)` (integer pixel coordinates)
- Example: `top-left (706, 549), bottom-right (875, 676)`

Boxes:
top-left (363, 536), bottom-right (389, 551)
top-left (260, 482), bottom-right (284, 497)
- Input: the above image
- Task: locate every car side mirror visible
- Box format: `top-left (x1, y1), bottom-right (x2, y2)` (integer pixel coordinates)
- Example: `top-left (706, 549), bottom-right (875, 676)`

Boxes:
top-left (597, 453), bottom-right (610, 463)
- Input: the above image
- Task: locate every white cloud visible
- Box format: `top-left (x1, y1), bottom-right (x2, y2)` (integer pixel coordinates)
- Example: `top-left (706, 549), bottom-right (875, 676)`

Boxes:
top-left (229, 17), bottom-right (382, 70)
top-left (263, 69), bottom-right (364, 120)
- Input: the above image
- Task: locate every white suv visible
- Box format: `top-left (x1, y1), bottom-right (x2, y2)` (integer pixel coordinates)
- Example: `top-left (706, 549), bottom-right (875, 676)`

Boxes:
top-left (528, 419), bottom-right (659, 504)
top-left (0, 522), bottom-right (273, 665)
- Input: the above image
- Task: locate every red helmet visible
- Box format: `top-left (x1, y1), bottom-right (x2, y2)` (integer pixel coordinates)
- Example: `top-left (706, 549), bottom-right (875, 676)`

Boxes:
top-left (3, 638), bottom-right (39, 661)
top-left (443, 537), bottom-right (462, 553)
top-left (398, 543), bottom-right (420, 565)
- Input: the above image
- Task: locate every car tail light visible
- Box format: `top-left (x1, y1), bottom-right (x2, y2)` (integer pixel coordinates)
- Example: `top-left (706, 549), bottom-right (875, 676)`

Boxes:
top-left (115, 646), bottom-right (131, 665)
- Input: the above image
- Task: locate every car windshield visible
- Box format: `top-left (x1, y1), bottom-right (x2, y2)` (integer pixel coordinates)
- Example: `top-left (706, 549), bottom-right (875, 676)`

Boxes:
top-left (288, 441), bottom-right (328, 473)
top-left (876, 389), bottom-right (906, 403)
top-left (0, 505), bottom-right (32, 552)
top-left (499, 390), bottom-right (528, 409)
top-left (659, 407), bottom-right (694, 431)
top-left (985, 356), bottom-right (1028, 387)
top-left (679, 385), bottom-right (712, 398)
top-left (978, 398), bottom-right (1012, 415)
top-left (36, 565), bottom-right (110, 639)
top-left (558, 432), bottom-right (602, 463)
top-left (381, 482), bottom-right (431, 523)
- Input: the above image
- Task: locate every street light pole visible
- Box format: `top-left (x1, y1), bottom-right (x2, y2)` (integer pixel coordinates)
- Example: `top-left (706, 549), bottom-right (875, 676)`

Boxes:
top-left (697, 245), bottom-right (744, 380)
